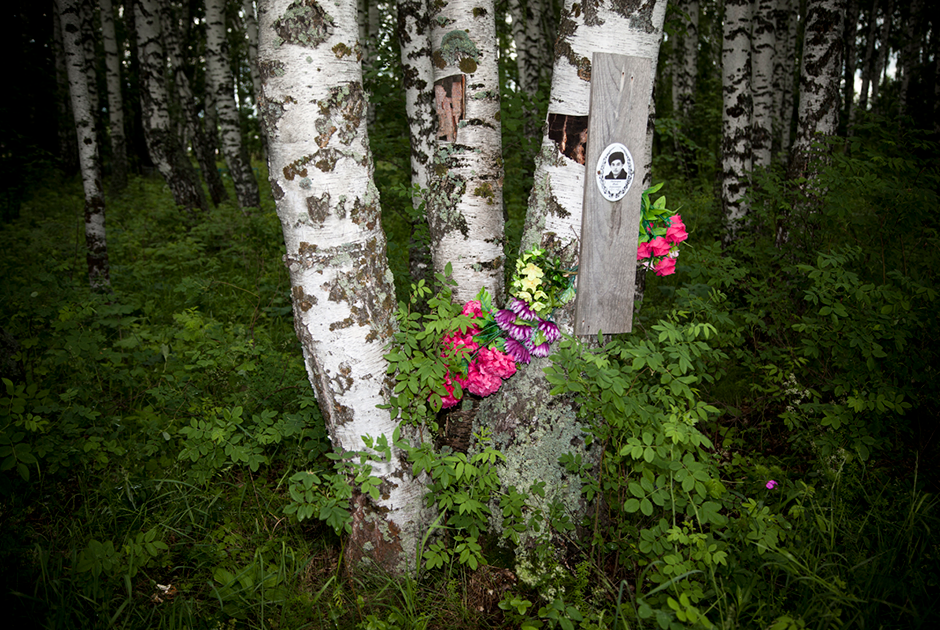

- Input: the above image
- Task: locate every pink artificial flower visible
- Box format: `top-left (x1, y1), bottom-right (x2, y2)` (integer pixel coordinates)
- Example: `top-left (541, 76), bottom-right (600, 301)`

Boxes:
top-left (476, 347), bottom-right (517, 379)
top-left (666, 222), bottom-right (688, 244)
top-left (466, 365), bottom-right (502, 397)
top-left (670, 214), bottom-right (686, 231)
top-left (438, 375), bottom-right (461, 409)
top-left (765, 480), bottom-right (778, 490)
top-left (636, 241), bottom-right (653, 260)
top-left (654, 256), bottom-right (677, 276)
top-left (462, 300), bottom-right (483, 318)
top-left (650, 237), bottom-right (671, 258)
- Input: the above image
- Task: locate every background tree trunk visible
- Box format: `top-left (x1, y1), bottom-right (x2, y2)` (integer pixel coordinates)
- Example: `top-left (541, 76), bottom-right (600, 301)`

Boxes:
top-left (397, 0), bottom-right (436, 293)
top-left (160, 0), bottom-right (228, 206)
top-left (772, 0), bottom-right (797, 157)
top-left (869, 0), bottom-right (892, 110)
top-left (58, 0), bottom-right (111, 289)
top-left (426, 0), bottom-right (505, 302)
top-left (722, 0), bottom-right (753, 224)
top-left (751, 0), bottom-right (775, 168)
top-left (206, 0), bottom-right (260, 210)
top-left (257, 0), bottom-right (431, 574)
top-left (842, 0), bottom-right (859, 125)
top-left (242, 0), bottom-right (267, 158)
top-left (856, 0), bottom-right (878, 117)
top-left (99, 0), bottom-right (128, 191)
top-left (134, 0), bottom-right (208, 211)
top-left (54, 10), bottom-right (80, 175)
top-left (672, 0), bottom-right (699, 121)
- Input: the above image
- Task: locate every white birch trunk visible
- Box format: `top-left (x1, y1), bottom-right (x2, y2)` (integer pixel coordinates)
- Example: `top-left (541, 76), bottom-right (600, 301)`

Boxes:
top-left (206, 0), bottom-right (261, 209)
top-left (243, 0), bottom-right (268, 158)
top-left (672, 0), bottom-right (699, 120)
top-left (427, 0), bottom-right (505, 302)
top-left (397, 0), bottom-right (436, 287)
top-left (134, 0), bottom-right (208, 211)
top-left (510, 0), bottom-right (546, 95)
top-left (722, 0), bottom-right (753, 224)
top-left (99, 0), bottom-right (128, 191)
top-left (772, 0), bottom-right (796, 156)
top-left (58, 0), bottom-right (111, 290)
top-left (257, 0), bottom-right (431, 574)
top-left (475, 0), bottom-right (667, 544)
top-left (842, 0), bottom-right (859, 123)
top-left (751, 0), bottom-right (775, 168)
top-left (788, 0), bottom-right (845, 183)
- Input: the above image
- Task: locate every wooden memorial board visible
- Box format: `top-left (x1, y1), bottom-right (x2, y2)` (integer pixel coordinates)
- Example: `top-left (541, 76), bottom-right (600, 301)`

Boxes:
top-left (574, 53), bottom-right (654, 336)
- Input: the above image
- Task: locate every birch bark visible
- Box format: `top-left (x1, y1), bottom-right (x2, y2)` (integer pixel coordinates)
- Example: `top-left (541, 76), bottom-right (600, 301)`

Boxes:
top-left (206, 0), bottom-right (261, 209)
top-left (397, 0), bottom-right (436, 290)
top-left (671, 0), bottom-right (699, 120)
top-left (257, 0), bottom-right (431, 574)
top-left (58, 0), bottom-right (111, 290)
top-left (475, 0), bottom-right (667, 541)
top-left (772, 0), bottom-right (796, 156)
top-left (243, 0), bottom-right (268, 157)
top-left (134, 0), bottom-right (208, 211)
top-left (722, 0), bottom-right (753, 224)
top-left (54, 10), bottom-right (79, 175)
top-left (99, 0), bottom-right (128, 191)
top-left (751, 0), bottom-right (775, 168)
top-left (160, 0), bottom-right (229, 206)
top-left (426, 0), bottom-right (505, 302)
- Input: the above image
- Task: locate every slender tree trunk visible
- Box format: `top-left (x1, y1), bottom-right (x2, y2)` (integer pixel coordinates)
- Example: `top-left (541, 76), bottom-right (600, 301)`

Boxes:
top-left (242, 0), bottom-right (267, 158)
top-left (206, 0), bottom-right (260, 209)
top-left (134, 0), bottom-right (208, 211)
top-left (772, 0), bottom-right (797, 157)
top-left (58, 0), bottom-right (111, 289)
top-left (672, 0), bottom-right (699, 120)
top-left (79, 0), bottom-right (101, 136)
top-left (99, 0), bottom-right (128, 191)
top-left (397, 0), bottom-right (436, 291)
top-left (160, 0), bottom-right (228, 206)
top-left (870, 0), bottom-right (892, 110)
top-left (510, 0), bottom-right (547, 96)
top-left (842, 0), bottom-right (859, 125)
top-left (788, 0), bottom-right (845, 186)
top-left (475, 0), bottom-right (667, 542)
top-left (752, 0), bottom-right (776, 168)
top-left (426, 0), bottom-right (505, 302)
top-left (257, 0), bottom-right (432, 574)
top-left (856, 0), bottom-right (878, 116)
top-left (54, 10), bottom-right (80, 175)
top-left (722, 0), bottom-right (753, 224)
top-left (897, 0), bottom-right (923, 116)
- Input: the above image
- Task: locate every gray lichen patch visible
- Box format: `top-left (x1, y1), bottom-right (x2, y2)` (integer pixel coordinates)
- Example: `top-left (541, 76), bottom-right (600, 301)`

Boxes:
top-left (612, 0), bottom-right (658, 32)
top-left (283, 154), bottom-right (314, 181)
top-left (316, 83), bottom-right (366, 147)
top-left (273, 0), bottom-right (334, 49)
top-left (306, 191), bottom-right (330, 223)
top-left (258, 59), bottom-right (286, 80)
top-left (434, 30), bottom-right (481, 70)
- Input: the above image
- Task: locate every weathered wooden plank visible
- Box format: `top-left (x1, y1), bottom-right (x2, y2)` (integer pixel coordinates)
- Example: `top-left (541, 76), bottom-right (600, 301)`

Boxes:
top-left (574, 53), bottom-right (654, 336)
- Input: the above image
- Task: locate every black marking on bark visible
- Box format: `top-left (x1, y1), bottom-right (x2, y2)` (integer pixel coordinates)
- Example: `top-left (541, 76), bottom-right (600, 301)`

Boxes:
top-left (611, 0), bottom-right (658, 33)
top-left (306, 191), bottom-right (331, 223)
top-left (284, 154), bottom-right (314, 180)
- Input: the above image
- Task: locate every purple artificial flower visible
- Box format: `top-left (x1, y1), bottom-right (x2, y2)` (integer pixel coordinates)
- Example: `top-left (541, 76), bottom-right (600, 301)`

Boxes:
top-left (504, 338), bottom-right (531, 364)
top-left (538, 320), bottom-right (560, 343)
top-left (508, 297), bottom-right (538, 321)
top-left (529, 342), bottom-right (551, 358)
top-left (507, 322), bottom-right (534, 342)
top-left (765, 480), bottom-right (777, 490)
top-left (495, 309), bottom-right (517, 329)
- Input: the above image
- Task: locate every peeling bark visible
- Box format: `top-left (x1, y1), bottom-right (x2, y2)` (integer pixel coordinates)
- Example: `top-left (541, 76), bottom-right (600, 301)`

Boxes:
top-left (258, 0), bottom-right (431, 574)
top-left (427, 0), bottom-right (505, 302)
top-left (58, 0), bottom-right (111, 290)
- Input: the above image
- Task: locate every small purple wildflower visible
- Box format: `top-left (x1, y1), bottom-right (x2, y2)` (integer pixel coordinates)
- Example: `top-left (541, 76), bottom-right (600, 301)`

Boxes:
top-left (765, 480), bottom-right (777, 490)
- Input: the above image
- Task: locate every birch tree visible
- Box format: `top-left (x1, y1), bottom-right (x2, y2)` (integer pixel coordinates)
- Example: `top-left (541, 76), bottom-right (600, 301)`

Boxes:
top-left (242, 0), bottom-right (267, 157)
top-left (671, 0), bottom-right (699, 121)
top-left (772, 0), bottom-right (797, 156)
top-left (396, 0), bottom-right (436, 287)
top-left (257, 0), bottom-right (431, 573)
top-left (426, 0), bottom-right (505, 301)
top-left (206, 0), bottom-right (261, 209)
top-left (58, 0), bottom-right (111, 289)
top-left (99, 0), bottom-right (128, 191)
top-left (134, 0), bottom-right (208, 211)
top-left (160, 0), bottom-right (229, 206)
top-left (788, 0), bottom-right (845, 184)
top-left (475, 0), bottom-right (667, 536)
top-left (751, 0), bottom-right (775, 168)
top-left (722, 0), bottom-right (753, 223)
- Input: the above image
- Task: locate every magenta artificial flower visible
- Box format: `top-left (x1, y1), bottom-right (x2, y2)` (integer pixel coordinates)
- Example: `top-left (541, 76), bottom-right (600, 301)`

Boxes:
top-left (462, 300), bottom-right (483, 318)
top-left (504, 338), bottom-right (531, 364)
top-left (466, 365), bottom-right (502, 397)
top-left (495, 309), bottom-right (517, 328)
top-left (438, 376), bottom-right (461, 409)
top-left (508, 297), bottom-right (538, 321)
top-left (654, 256), bottom-right (676, 276)
top-left (649, 237), bottom-right (671, 258)
top-left (506, 321), bottom-right (533, 342)
top-left (636, 241), bottom-right (653, 260)
top-left (476, 347), bottom-right (517, 379)
top-left (530, 342), bottom-right (551, 358)
top-left (765, 480), bottom-right (778, 490)
top-left (538, 320), bottom-right (560, 343)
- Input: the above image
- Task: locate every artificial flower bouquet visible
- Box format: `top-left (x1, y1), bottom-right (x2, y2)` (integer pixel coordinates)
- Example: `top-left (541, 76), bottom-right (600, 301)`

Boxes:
top-left (436, 248), bottom-right (575, 409)
top-left (637, 182), bottom-right (688, 276)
